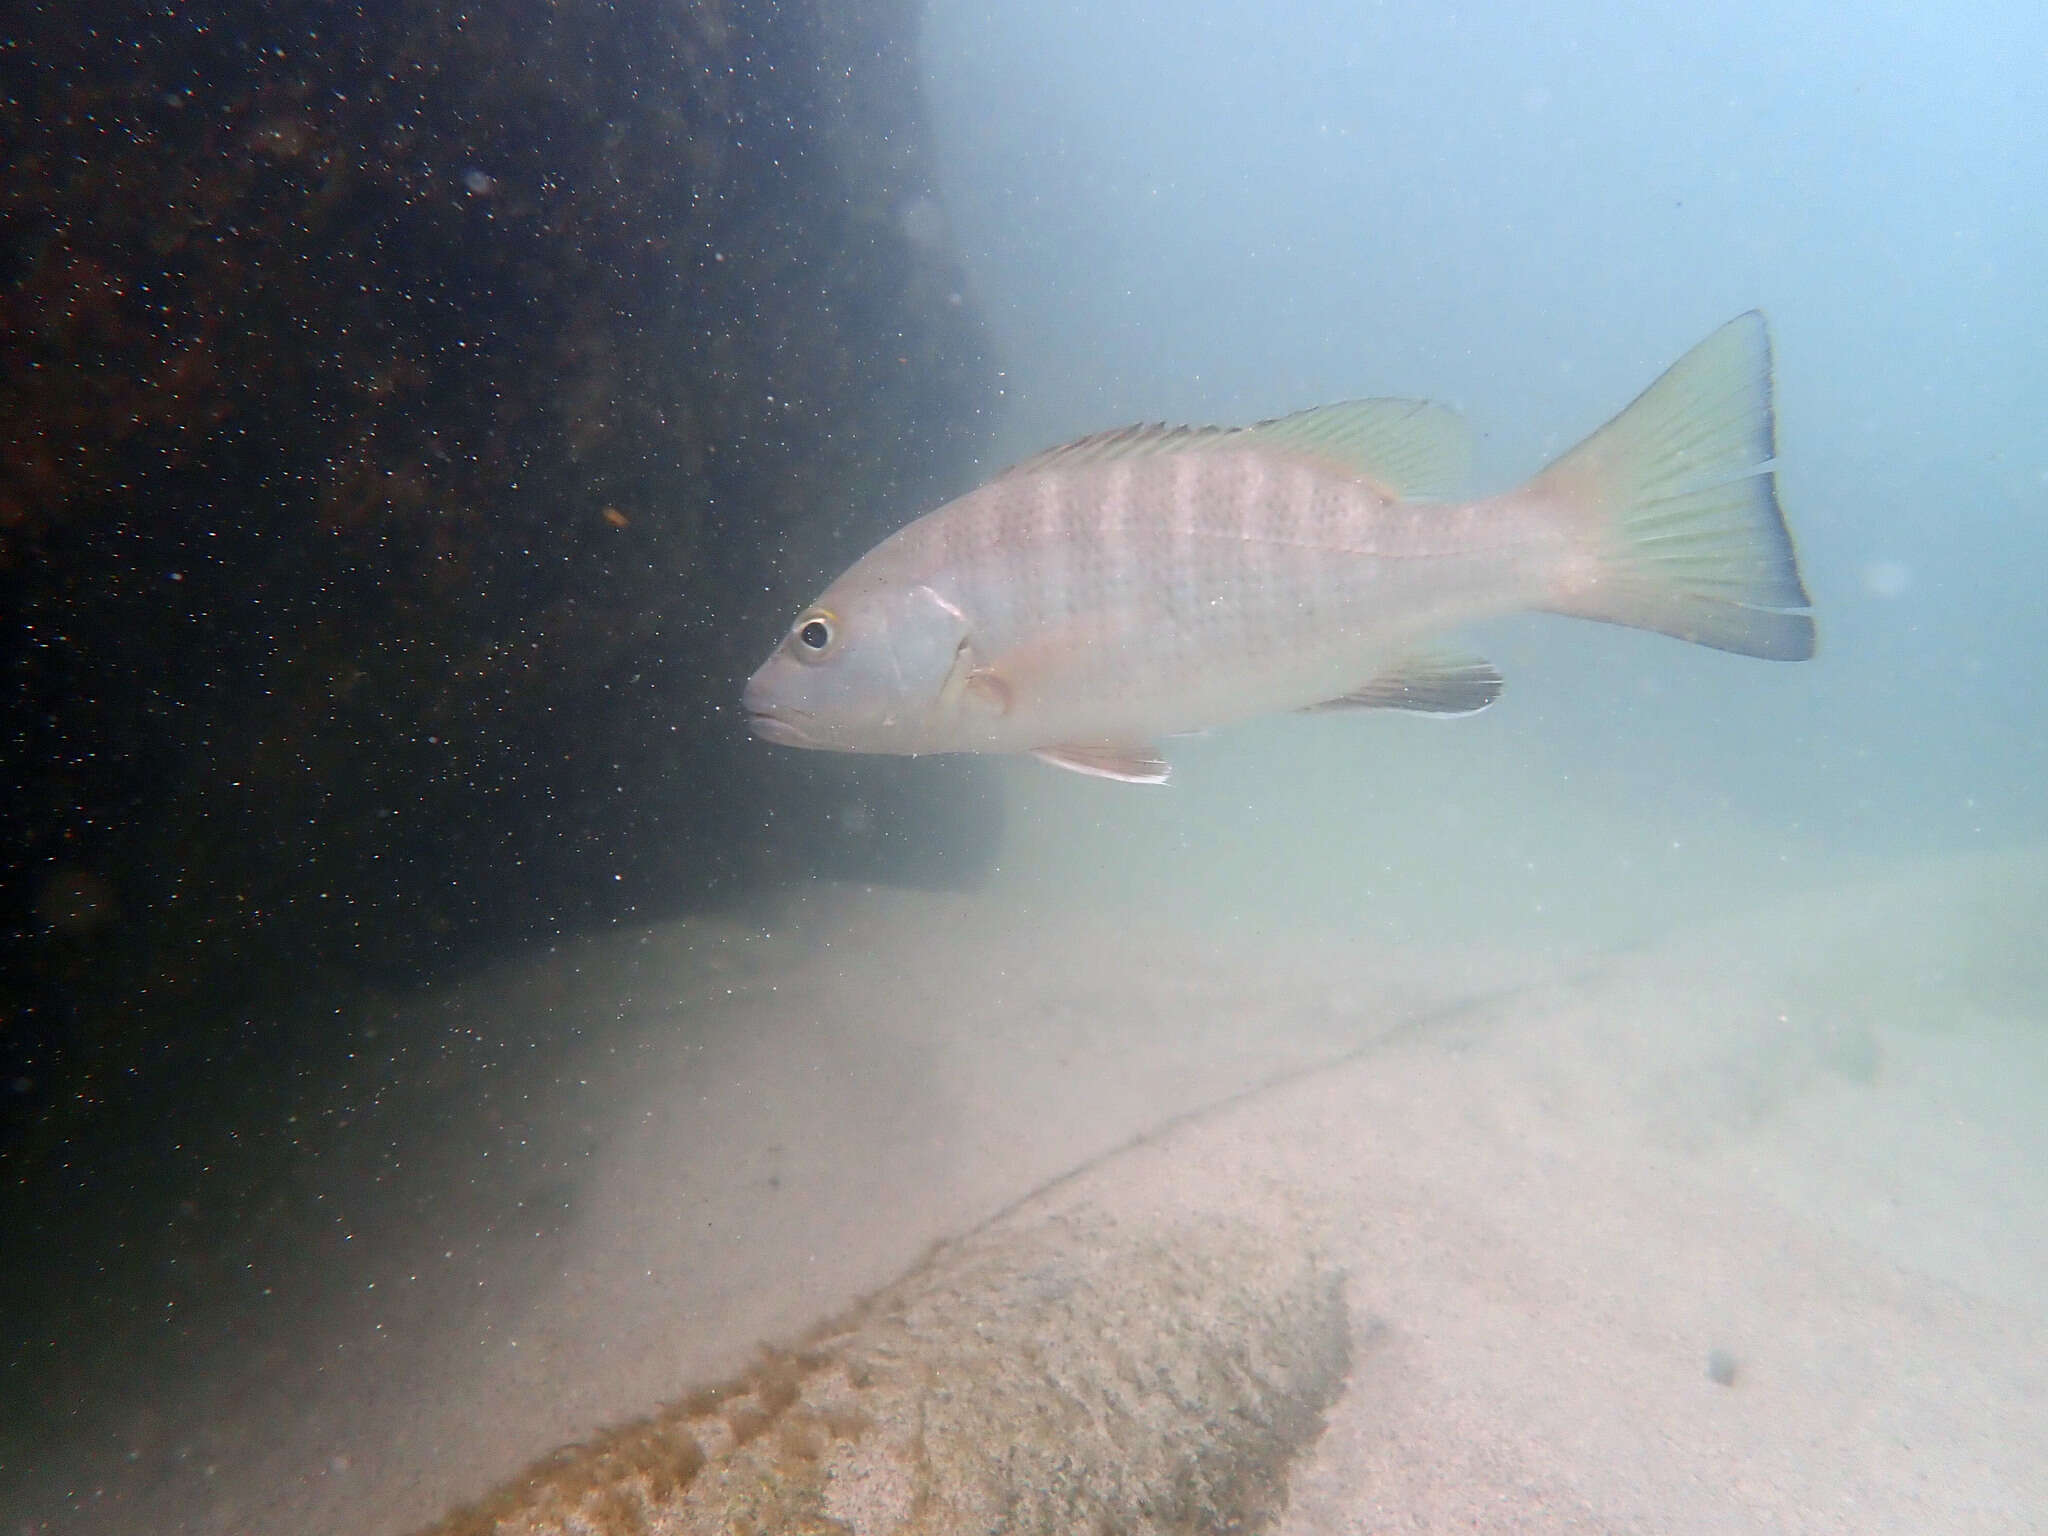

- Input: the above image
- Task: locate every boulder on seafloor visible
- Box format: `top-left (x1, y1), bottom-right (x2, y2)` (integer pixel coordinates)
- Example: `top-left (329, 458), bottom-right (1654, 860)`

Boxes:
top-left (419, 1214), bottom-right (1352, 1536)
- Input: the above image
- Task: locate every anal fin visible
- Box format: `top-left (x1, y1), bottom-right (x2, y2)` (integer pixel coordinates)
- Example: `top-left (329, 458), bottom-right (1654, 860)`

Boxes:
top-left (1303, 650), bottom-right (1503, 717)
top-left (1030, 741), bottom-right (1171, 785)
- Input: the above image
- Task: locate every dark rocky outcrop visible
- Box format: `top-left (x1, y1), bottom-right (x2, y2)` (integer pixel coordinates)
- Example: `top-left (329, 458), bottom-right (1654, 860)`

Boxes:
top-left (0, 0), bottom-right (997, 1158)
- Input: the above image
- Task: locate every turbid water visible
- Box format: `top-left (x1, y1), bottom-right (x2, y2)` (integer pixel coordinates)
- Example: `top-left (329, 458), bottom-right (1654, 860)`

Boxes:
top-left (9, 1), bottom-right (2044, 1531)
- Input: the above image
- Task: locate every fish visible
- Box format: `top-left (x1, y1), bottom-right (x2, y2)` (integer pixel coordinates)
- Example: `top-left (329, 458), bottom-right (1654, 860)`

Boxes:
top-left (743, 312), bottom-right (1814, 785)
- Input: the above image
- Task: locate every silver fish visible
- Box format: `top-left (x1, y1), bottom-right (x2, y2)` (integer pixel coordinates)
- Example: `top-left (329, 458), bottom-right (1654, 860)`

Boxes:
top-left (744, 312), bottom-right (1813, 784)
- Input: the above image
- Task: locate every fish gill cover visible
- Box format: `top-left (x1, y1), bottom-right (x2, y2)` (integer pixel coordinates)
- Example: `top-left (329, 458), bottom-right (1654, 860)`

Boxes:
top-left (0, 0), bottom-right (996, 1161)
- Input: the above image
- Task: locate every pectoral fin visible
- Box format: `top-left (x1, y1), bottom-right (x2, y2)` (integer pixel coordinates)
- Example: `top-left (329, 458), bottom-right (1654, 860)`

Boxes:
top-left (938, 640), bottom-right (1013, 717)
top-left (1030, 741), bottom-right (1171, 785)
top-left (963, 669), bottom-right (1010, 715)
top-left (1304, 650), bottom-right (1503, 716)
top-left (992, 399), bottom-right (1472, 499)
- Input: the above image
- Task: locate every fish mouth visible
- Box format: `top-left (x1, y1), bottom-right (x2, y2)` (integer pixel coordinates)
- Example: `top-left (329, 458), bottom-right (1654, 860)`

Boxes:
top-left (745, 703), bottom-right (817, 747)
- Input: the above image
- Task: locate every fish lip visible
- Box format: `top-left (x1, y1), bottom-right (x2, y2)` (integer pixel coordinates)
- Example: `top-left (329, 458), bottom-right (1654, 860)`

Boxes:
top-left (745, 703), bottom-right (815, 746)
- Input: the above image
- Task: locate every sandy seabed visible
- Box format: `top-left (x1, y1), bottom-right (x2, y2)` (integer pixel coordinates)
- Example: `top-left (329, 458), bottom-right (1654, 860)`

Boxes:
top-left (9, 842), bottom-right (2047, 1534)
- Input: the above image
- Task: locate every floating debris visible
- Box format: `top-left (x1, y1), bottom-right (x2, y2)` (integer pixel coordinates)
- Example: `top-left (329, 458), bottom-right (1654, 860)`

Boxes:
top-left (419, 1213), bottom-right (1351, 1536)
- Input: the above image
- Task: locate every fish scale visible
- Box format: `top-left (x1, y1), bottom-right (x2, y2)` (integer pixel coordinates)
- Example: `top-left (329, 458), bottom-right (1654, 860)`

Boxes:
top-left (940, 453), bottom-right (1496, 723)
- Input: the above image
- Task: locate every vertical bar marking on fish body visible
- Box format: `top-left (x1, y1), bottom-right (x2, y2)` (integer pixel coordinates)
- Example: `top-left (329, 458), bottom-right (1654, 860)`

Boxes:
top-left (913, 446), bottom-right (1553, 751)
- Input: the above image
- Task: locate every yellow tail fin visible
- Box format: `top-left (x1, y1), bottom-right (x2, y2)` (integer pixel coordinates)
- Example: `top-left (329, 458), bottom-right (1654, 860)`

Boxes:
top-left (1533, 311), bottom-right (1815, 660)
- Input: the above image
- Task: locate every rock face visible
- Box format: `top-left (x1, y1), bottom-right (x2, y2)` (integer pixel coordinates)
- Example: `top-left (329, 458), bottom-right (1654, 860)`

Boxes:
top-left (418, 1214), bottom-right (1352, 1536)
top-left (0, 0), bottom-right (995, 1144)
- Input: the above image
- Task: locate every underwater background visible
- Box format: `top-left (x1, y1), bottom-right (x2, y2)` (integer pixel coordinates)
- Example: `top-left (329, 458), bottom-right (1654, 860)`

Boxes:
top-left (3, 1), bottom-right (2044, 1531)
top-left (921, 0), bottom-right (2047, 912)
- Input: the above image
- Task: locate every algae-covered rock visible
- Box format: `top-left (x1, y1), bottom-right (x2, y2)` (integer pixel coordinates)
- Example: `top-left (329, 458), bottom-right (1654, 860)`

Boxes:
top-left (420, 1215), bottom-right (1352, 1536)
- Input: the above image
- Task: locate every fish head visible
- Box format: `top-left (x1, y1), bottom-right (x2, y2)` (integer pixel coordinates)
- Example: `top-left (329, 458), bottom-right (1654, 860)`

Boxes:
top-left (743, 574), bottom-right (979, 755)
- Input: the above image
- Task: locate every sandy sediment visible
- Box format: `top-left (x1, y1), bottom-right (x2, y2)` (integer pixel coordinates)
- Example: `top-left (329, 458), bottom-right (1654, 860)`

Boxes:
top-left (11, 849), bottom-right (2048, 1534)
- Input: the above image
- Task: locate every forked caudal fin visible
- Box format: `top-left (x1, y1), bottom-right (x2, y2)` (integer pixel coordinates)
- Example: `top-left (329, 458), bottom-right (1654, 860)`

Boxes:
top-left (1530, 311), bottom-right (1815, 661)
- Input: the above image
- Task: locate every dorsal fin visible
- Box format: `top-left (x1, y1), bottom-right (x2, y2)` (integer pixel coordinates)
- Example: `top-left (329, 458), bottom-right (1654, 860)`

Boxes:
top-left (991, 398), bottom-right (1472, 499)
top-left (1237, 399), bottom-right (1472, 499)
top-left (992, 422), bottom-right (1233, 481)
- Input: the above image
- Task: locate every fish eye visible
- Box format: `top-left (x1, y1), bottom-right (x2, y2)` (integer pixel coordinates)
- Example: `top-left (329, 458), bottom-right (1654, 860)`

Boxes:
top-left (791, 610), bottom-right (836, 659)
